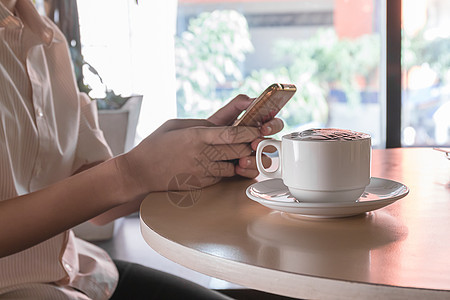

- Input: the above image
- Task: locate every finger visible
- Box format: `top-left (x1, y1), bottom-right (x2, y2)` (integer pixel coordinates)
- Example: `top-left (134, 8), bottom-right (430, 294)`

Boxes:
top-left (195, 144), bottom-right (253, 165)
top-left (238, 154), bottom-right (272, 169)
top-left (251, 138), bottom-right (263, 151)
top-left (235, 165), bottom-right (259, 179)
top-left (196, 161), bottom-right (236, 178)
top-left (260, 118), bottom-right (284, 136)
top-left (251, 138), bottom-right (278, 153)
top-left (196, 126), bottom-right (261, 145)
top-left (236, 153), bottom-right (272, 178)
top-left (207, 94), bottom-right (253, 125)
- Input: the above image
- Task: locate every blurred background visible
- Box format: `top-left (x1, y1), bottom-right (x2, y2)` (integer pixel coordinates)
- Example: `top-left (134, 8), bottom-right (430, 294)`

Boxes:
top-left (37, 0), bottom-right (450, 149)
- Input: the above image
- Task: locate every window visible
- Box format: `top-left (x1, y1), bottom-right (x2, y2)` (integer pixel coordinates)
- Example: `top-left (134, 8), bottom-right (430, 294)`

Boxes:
top-left (74, 0), bottom-right (448, 148)
top-left (176, 0), bottom-right (384, 147)
top-left (77, 0), bottom-right (179, 140)
top-left (401, 0), bottom-right (450, 146)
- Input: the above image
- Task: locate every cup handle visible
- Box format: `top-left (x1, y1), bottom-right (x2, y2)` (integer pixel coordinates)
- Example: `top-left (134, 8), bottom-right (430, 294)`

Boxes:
top-left (256, 139), bottom-right (282, 178)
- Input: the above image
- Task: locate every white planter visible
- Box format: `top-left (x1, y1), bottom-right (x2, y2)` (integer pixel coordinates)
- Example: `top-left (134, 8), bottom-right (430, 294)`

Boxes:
top-left (98, 95), bottom-right (143, 156)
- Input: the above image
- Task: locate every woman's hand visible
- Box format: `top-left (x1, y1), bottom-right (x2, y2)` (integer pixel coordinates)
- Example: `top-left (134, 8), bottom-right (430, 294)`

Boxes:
top-left (119, 93), bottom-right (284, 199)
top-left (118, 118), bottom-right (262, 197)
top-left (208, 94), bottom-right (284, 178)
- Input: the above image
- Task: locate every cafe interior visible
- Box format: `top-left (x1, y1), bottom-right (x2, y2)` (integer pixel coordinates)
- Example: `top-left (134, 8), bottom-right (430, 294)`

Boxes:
top-left (7, 0), bottom-right (450, 299)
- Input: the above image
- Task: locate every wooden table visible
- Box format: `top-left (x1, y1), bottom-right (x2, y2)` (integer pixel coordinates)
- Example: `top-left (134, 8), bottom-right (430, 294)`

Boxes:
top-left (140, 148), bottom-right (450, 299)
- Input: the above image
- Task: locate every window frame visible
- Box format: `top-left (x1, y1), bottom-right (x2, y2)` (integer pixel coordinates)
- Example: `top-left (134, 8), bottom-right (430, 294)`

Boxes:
top-left (386, 0), bottom-right (402, 148)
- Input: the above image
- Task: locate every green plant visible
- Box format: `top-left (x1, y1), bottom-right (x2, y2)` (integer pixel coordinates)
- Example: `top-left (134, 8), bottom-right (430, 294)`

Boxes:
top-left (272, 29), bottom-right (380, 106)
top-left (175, 11), bottom-right (380, 131)
top-left (81, 62), bottom-right (130, 110)
top-left (175, 10), bottom-right (254, 118)
top-left (234, 29), bottom-right (379, 135)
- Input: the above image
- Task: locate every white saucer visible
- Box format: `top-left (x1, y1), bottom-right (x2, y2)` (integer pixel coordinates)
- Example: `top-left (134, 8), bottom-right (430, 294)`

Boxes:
top-left (246, 177), bottom-right (409, 218)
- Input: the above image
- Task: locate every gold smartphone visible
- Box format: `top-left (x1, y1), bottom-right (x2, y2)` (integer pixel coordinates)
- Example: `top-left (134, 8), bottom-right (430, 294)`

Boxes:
top-left (233, 83), bottom-right (297, 127)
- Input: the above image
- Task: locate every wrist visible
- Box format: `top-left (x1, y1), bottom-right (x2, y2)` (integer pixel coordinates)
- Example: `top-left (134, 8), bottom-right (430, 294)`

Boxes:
top-left (75, 157), bottom-right (142, 208)
top-left (112, 153), bottom-right (151, 202)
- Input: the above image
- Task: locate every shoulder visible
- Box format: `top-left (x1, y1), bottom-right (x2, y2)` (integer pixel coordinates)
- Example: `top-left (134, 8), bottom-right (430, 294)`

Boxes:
top-left (41, 15), bottom-right (69, 45)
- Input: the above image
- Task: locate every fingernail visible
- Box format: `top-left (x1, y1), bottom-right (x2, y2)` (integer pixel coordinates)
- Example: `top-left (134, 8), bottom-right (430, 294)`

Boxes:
top-left (246, 158), bottom-right (252, 167)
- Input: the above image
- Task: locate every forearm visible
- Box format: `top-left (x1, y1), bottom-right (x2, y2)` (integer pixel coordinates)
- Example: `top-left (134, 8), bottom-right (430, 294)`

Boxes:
top-left (73, 161), bottom-right (104, 175)
top-left (89, 196), bottom-right (144, 225)
top-left (0, 157), bottom-right (138, 258)
top-left (0, 116), bottom-right (265, 258)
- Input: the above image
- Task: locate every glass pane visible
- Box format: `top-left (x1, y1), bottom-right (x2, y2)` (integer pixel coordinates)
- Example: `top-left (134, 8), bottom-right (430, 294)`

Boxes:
top-left (402, 0), bottom-right (450, 146)
top-left (176, 0), bottom-right (383, 147)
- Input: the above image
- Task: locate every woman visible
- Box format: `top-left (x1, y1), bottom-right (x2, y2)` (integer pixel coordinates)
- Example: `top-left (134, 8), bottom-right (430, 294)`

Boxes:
top-left (0, 0), bottom-right (282, 298)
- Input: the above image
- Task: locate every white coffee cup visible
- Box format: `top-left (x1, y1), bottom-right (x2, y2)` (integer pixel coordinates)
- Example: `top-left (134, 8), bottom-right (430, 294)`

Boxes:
top-left (256, 128), bottom-right (371, 203)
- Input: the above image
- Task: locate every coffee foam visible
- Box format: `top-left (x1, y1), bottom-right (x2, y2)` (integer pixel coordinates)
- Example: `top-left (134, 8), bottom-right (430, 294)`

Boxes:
top-left (289, 128), bottom-right (370, 141)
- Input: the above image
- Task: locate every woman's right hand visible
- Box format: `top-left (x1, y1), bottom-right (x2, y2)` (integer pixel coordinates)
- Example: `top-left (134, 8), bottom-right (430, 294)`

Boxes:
top-left (117, 119), bottom-right (262, 200)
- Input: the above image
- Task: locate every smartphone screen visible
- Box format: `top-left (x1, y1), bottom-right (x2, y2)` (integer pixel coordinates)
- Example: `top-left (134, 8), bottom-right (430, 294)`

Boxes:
top-left (233, 83), bottom-right (296, 127)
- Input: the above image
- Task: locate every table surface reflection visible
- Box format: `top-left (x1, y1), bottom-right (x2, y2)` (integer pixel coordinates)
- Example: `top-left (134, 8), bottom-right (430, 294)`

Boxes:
top-left (140, 148), bottom-right (450, 299)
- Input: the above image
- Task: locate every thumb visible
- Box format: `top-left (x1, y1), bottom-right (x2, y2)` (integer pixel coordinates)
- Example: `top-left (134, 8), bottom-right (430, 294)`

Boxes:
top-left (208, 94), bottom-right (253, 125)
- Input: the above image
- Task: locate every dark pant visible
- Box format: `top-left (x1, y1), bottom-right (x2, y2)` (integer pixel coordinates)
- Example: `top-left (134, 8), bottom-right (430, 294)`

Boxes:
top-left (109, 260), bottom-right (232, 300)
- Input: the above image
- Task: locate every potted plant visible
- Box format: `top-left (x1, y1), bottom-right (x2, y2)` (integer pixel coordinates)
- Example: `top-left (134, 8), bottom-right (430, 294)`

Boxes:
top-left (81, 62), bottom-right (143, 156)
top-left (44, 0), bottom-right (142, 155)
top-left (44, 0), bottom-right (142, 240)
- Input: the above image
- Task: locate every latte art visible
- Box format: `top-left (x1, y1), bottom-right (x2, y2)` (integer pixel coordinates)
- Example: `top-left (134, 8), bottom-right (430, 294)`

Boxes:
top-left (290, 128), bottom-right (370, 141)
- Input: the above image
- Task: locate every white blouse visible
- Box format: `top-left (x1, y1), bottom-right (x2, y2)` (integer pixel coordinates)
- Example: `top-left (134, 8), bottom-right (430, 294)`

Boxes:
top-left (0, 1), bottom-right (118, 299)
